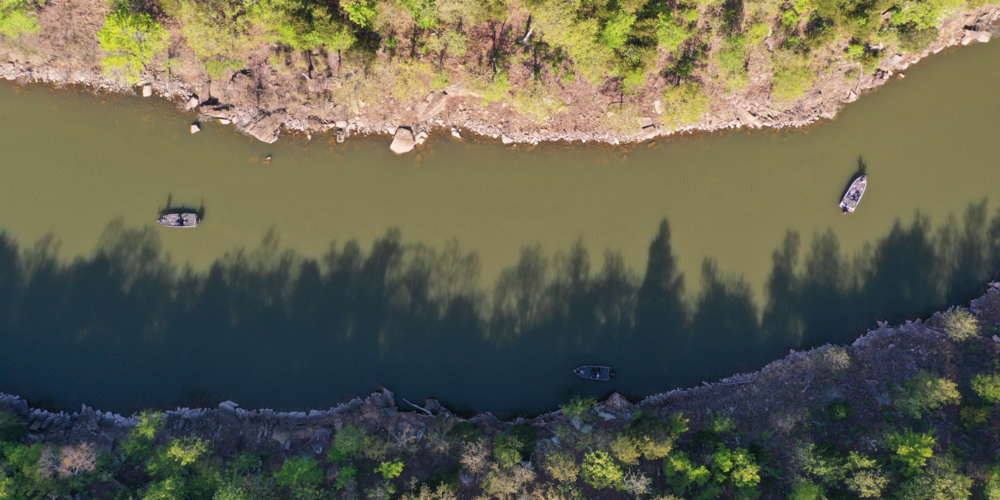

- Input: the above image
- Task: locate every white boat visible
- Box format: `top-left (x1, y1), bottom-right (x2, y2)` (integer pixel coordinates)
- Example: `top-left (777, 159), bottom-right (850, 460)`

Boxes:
top-left (840, 175), bottom-right (866, 213)
top-left (157, 213), bottom-right (202, 228)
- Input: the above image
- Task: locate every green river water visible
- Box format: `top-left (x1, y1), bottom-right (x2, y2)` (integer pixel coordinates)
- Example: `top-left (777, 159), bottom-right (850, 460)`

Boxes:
top-left (0, 40), bottom-right (998, 415)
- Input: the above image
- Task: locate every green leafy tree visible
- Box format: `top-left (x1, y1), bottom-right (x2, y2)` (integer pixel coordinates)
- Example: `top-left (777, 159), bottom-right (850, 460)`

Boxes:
top-left (0, 412), bottom-right (27, 443)
top-left (664, 450), bottom-right (711, 496)
top-left (275, 456), bottom-right (324, 499)
top-left (375, 458), bottom-right (404, 480)
top-left (788, 481), bottom-right (825, 500)
top-left (340, 0), bottom-right (377, 27)
top-left (888, 430), bottom-right (936, 476)
top-left (96, 10), bottom-right (170, 85)
top-left (717, 33), bottom-right (748, 91)
top-left (972, 373), bottom-right (1000, 403)
top-left (328, 425), bottom-right (369, 463)
top-left (895, 371), bottom-right (961, 419)
top-left (580, 451), bottom-right (623, 489)
top-left (711, 444), bottom-right (762, 498)
top-left (0, 0), bottom-right (40, 38)
top-left (121, 411), bottom-right (163, 460)
top-left (274, 1), bottom-right (354, 53)
top-left (147, 437), bottom-right (210, 478)
top-left (896, 456), bottom-right (972, 500)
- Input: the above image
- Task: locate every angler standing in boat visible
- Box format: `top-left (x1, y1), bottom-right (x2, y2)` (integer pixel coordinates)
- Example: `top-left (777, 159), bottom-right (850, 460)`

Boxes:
top-left (840, 175), bottom-right (867, 214)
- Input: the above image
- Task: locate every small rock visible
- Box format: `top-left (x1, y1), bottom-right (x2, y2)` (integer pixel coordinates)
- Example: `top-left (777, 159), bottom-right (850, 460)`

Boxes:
top-left (424, 399), bottom-right (441, 412)
top-left (390, 127), bottom-right (416, 154)
top-left (142, 84), bottom-right (152, 97)
top-left (415, 131), bottom-right (429, 145)
top-left (653, 100), bottom-right (663, 115)
top-left (501, 135), bottom-right (514, 145)
top-left (218, 119), bottom-right (231, 125)
top-left (336, 128), bottom-right (346, 143)
top-left (335, 120), bottom-right (348, 129)
top-left (991, 335), bottom-right (1000, 343)
top-left (185, 96), bottom-right (199, 110)
top-left (190, 123), bottom-right (201, 134)
top-left (451, 126), bottom-right (462, 139)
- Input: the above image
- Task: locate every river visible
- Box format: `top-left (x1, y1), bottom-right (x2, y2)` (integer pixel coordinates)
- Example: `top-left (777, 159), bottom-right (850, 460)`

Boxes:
top-left (1, 40), bottom-right (999, 415)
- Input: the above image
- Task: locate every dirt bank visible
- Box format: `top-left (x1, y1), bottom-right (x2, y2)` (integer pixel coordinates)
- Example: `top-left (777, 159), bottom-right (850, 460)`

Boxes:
top-left (0, 2), bottom-right (996, 150)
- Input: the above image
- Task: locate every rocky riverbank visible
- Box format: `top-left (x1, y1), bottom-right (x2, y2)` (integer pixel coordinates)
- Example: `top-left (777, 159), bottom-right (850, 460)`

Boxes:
top-left (0, 2), bottom-right (996, 152)
top-left (4, 283), bottom-right (1000, 500)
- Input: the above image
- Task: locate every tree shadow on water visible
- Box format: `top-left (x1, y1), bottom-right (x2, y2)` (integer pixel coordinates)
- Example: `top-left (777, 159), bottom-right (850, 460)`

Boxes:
top-left (1, 201), bottom-right (1000, 413)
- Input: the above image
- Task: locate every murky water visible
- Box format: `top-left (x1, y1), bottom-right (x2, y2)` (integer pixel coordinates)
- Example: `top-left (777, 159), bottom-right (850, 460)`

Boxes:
top-left (0, 41), bottom-right (999, 415)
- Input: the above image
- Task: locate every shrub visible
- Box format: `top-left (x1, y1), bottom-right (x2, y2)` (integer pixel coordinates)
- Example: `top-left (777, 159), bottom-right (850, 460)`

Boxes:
top-left (660, 82), bottom-right (711, 128)
top-left (147, 437), bottom-right (210, 478)
top-left (707, 413), bottom-right (735, 434)
top-left (943, 310), bottom-right (978, 341)
top-left (460, 441), bottom-right (491, 476)
top-left (789, 481), bottom-right (825, 500)
top-left (895, 371), bottom-right (961, 418)
top-left (826, 400), bottom-right (854, 422)
top-left (328, 425), bottom-right (368, 463)
top-left (121, 411), bottom-right (163, 460)
top-left (0, 0), bottom-right (40, 38)
top-left (985, 465), bottom-right (1000, 500)
top-left (711, 444), bottom-right (762, 496)
top-left (896, 456), bottom-right (972, 500)
top-left (274, 457), bottom-right (324, 497)
top-left (897, 24), bottom-right (937, 52)
top-left (481, 463), bottom-right (535, 499)
top-left (560, 397), bottom-right (597, 420)
top-left (888, 430), bottom-right (936, 476)
top-left (771, 51), bottom-right (816, 103)
top-left (657, 11), bottom-right (695, 52)
top-left (580, 451), bottom-right (623, 489)
top-left (96, 10), bottom-right (170, 85)
top-left (509, 425), bottom-right (538, 460)
top-left (816, 346), bottom-right (851, 377)
top-left (717, 34), bottom-right (748, 91)
top-left (375, 458), bottom-right (404, 480)
top-left (0, 412), bottom-right (27, 443)
top-left (844, 452), bottom-right (889, 498)
top-left (541, 450), bottom-right (580, 482)
top-left (628, 410), bottom-right (678, 460)
top-left (972, 373), bottom-right (1000, 403)
top-left (610, 435), bottom-right (641, 465)
top-left (446, 422), bottom-right (484, 444)
top-left (663, 451), bottom-right (711, 495)
top-left (493, 434), bottom-right (524, 469)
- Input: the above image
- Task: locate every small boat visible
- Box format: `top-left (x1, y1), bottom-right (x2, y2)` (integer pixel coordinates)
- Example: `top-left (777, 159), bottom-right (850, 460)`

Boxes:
top-left (840, 175), bottom-right (867, 214)
top-left (574, 365), bottom-right (615, 381)
top-left (157, 213), bottom-right (202, 228)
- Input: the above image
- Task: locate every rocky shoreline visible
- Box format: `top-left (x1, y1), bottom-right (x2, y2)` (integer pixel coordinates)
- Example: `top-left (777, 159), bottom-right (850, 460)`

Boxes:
top-left (0, 6), bottom-right (996, 152)
top-left (5, 283), bottom-right (999, 467)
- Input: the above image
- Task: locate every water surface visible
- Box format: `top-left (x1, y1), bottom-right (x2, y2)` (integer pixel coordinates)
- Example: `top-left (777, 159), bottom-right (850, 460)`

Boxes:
top-left (1, 41), bottom-right (999, 414)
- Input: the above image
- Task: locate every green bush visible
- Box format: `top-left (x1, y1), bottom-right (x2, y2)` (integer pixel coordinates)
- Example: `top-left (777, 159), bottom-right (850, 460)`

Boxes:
top-left (541, 450), bottom-right (580, 482)
top-left (826, 400), bottom-right (854, 422)
top-left (771, 51), bottom-right (816, 103)
top-left (972, 373), bottom-right (1000, 404)
top-left (985, 465), bottom-right (1000, 500)
top-left (509, 425), bottom-right (537, 460)
top-left (96, 10), bottom-right (170, 85)
top-left (711, 444), bottom-right (762, 498)
top-left (896, 456), bottom-right (971, 500)
top-left (492, 434), bottom-right (523, 469)
top-left (888, 430), bottom-right (936, 476)
top-left (628, 410), bottom-right (678, 460)
top-left (717, 34), bottom-right (748, 91)
top-left (580, 451), bottom-right (623, 490)
top-left (121, 411), bottom-right (163, 461)
top-left (0, 0), bottom-right (40, 38)
top-left (375, 458), bottom-right (404, 480)
top-left (661, 81), bottom-right (710, 127)
top-left (896, 24), bottom-right (938, 52)
top-left (707, 412), bottom-right (736, 434)
top-left (0, 412), bottom-right (26, 443)
top-left (147, 437), bottom-right (210, 478)
top-left (445, 421), bottom-right (484, 444)
top-left (663, 450), bottom-right (711, 496)
top-left (895, 371), bottom-right (961, 418)
top-left (560, 397), bottom-right (597, 420)
top-left (789, 481), bottom-right (825, 500)
top-left (843, 452), bottom-right (889, 498)
top-left (943, 310), bottom-right (978, 341)
top-left (274, 456), bottom-right (324, 498)
top-left (328, 425), bottom-right (368, 463)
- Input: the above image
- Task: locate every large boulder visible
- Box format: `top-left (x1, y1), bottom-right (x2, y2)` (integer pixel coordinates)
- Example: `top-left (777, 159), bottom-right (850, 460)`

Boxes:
top-left (245, 111), bottom-right (286, 144)
top-left (390, 127), bottom-right (416, 154)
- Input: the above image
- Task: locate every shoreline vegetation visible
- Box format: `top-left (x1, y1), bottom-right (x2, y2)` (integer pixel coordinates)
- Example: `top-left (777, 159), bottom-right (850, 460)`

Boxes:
top-left (5, 288), bottom-right (1000, 498)
top-left (0, 0), bottom-right (996, 148)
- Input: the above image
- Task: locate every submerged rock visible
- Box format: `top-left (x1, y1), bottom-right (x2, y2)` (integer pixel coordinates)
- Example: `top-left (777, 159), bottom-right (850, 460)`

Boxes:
top-left (190, 123), bottom-right (201, 134)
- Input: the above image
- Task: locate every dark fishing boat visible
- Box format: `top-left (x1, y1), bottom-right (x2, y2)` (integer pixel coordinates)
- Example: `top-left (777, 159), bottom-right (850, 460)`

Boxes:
top-left (840, 175), bottom-right (867, 214)
top-left (157, 213), bottom-right (202, 228)
top-left (574, 365), bottom-right (615, 381)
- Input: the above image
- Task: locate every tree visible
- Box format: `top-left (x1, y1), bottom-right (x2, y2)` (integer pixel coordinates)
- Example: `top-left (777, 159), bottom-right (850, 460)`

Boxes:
top-left (96, 10), bottom-right (170, 85)
top-left (275, 456), bottom-right (324, 498)
top-left (0, 0), bottom-right (40, 38)
top-left (376, 458), bottom-right (405, 479)
top-left (888, 430), bottom-right (936, 476)
top-left (581, 451), bottom-right (623, 489)
top-left (895, 371), bottom-right (961, 419)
